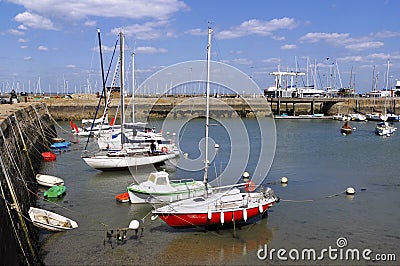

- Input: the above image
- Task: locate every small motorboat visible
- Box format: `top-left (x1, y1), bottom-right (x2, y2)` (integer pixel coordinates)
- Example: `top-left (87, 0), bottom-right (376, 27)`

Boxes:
top-left (50, 141), bottom-right (71, 149)
top-left (28, 207), bottom-right (78, 232)
top-left (340, 121), bottom-right (352, 135)
top-left (41, 152), bottom-right (56, 161)
top-left (36, 174), bottom-right (64, 187)
top-left (44, 185), bottom-right (66, 198)
top-left (115, 192), bottom-right (130, 203)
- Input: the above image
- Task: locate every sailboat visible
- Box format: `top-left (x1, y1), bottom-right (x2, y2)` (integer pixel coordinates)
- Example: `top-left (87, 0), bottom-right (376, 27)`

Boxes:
top-left (152, 28), bottom-right (279, 227)
top-left (81, 32), bottom-right (176, 170)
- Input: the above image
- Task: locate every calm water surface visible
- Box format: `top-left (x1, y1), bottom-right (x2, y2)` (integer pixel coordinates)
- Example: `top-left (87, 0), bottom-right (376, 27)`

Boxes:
top-left (39, 119), bottom-right (400, 265)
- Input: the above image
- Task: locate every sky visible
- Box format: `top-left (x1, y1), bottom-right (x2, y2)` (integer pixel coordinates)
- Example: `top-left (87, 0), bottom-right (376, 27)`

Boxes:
top-left (1, 0), bottom-right (400, 94)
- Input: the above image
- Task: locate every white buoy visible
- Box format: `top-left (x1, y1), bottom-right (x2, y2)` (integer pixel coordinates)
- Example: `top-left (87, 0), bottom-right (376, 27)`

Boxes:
top-left (242, 171), bottom-right (250, 182)
top-left (220, 211), bottom-right (224, 225)
top-left (183, 153), bottom-right (189, 158)
top-left (281, 176), bottom-right (288, 184)
top-left (214, 143), bottom-right (219, 149)
top-left (172, 132), bottom-right (176, 136)
top-left (346, 187), bottom-right (355, 195)
top-left (166, 131), bottom-right (170, 135)
top-left (128, 219), bottom-right (140, 230)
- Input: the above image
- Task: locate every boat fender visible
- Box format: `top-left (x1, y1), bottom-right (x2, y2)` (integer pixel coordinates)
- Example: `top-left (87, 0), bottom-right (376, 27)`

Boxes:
top-left (243, 208), bottom-right (248, 222)
top-left (258, 202), bottom-right (263, 213)
top-left (161, 146), bottom-right (168, 153)
top-left (245, 181), bottom-right (256, 192)
top-left (151, 215), bottom-right (158, 221)
top-left (220, 211), bottom-right (224, 225)
top-left (207, 208), bottom-right (212, 220)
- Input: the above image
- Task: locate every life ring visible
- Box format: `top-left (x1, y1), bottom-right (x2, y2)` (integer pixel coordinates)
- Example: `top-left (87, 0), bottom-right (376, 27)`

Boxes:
top-left (161, 146), bottom-right (168, 153)
top-left (245, 181), bottom-right (256, 192)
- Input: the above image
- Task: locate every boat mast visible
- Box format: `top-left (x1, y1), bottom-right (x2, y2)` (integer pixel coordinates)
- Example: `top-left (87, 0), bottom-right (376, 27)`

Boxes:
top-left (131, 51), bottom-right (135, 124)
top-left (120, 32), bottom-right (125, 148)
top-left (204, 27), bottom-right (212, 195)
top-left (98, 29), bottom-right (107, 108)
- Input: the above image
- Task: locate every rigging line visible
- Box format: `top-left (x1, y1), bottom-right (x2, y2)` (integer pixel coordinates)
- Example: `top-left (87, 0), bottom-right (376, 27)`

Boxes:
top-left (0, 180), bottom-right (31, 266)
top-left (280, 190), bottom-right (347, 203)
top-left (31, 105), bottom-right (47, 147)
top-left (43, 107), bottom-right (72, 135)
top-left (0, 127), bottom-right (31, 194)
top-left (0, 151), bottom-right (37, 262)
top-left (12, 115), bottom-right (36, 176)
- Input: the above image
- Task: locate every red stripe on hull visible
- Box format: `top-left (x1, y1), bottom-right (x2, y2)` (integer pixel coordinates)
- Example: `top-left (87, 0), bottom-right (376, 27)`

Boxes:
top-left (157, 202), bottom-right (274, 227)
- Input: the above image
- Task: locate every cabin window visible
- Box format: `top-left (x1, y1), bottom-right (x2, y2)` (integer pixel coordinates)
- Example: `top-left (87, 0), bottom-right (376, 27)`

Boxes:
top-left (156, 177), bottom-right (168, 185)
top-left (148, 174), bottom-right (156, 183)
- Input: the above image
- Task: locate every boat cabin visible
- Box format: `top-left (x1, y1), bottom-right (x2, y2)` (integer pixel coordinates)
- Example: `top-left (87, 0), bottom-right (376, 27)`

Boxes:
top-left (148, 172), bottom-right (170, 186)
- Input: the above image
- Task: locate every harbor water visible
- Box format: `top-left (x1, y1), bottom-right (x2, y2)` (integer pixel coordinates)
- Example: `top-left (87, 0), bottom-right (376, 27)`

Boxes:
top-left (39, 119), bottom-right (399, 265)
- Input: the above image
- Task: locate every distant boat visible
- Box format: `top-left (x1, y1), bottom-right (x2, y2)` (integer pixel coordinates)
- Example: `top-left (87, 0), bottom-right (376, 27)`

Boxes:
top-left (341, 121), bottom-right (352, 135)
top-left (50, 141), bottom-right (71, 149)
top-left (375, 122), bottom-right (397, 136)
top-left (41, 152), bottom-right (56, 161)
top-left (36, 174), bottom-right (64, 187)
top-left (28, 207), bottom-right (78, 232)
top-left (44, 185), bottom-right (66, 198)
top-left (349, 113), bottom-right (367, 121)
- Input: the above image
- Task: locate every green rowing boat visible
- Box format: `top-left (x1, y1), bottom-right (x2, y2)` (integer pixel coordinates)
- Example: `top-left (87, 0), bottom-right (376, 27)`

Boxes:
top-left (44, 185), bottom-right (66, 198)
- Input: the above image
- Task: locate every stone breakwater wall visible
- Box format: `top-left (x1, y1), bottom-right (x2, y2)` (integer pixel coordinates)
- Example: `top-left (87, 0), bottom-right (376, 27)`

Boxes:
top-left (0, 103), bottom-right (56, 265)
top-left (39, 95), bottom-right (274, 120)
top-left (30, 94), bottom-right (400, 121)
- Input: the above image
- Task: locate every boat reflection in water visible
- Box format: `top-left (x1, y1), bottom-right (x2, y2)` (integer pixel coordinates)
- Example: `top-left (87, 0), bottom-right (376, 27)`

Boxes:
top-left (156, 217), bottom-right (274, 264)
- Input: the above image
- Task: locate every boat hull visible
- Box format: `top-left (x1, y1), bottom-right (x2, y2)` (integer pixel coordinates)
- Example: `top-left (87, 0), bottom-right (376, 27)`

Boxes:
top-left (28, 207), bottom-right (78, 232)
top-left (127, 184), bottom-right (207, 204)
top-left (36, 174), bottom-right (64, 187)
top-left (155, 202), bottom-right (275, 227)
top-left (82, 153), bottom-right (175, 170)
top-left (44, 185), bottom-right (66, 198)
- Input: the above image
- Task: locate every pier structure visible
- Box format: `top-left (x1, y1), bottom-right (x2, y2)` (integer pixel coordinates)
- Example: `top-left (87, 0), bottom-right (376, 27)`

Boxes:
top-left (267, 97), bottom-right (346, 116)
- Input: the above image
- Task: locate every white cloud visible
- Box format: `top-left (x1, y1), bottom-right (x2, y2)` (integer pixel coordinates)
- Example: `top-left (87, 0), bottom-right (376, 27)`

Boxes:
top-left (24, 56), bottom-right (32, 60)
top-left (20, 45), bottom-right (28, 49)
top-left (345, 41), bottom-right (384, 51)
top-left (337, 56), bottom-right (364, 62)
top-left (14, 11), bottom-right (57, 30)
top-left (84, 20), bottom-right (97, 27)
top-left (18, 38), bottom-right (28, 43)
top-left (216, 17), bottom-right (298, 39)
top-left (373, 30), bottom-right (400, 38)
top-left (8, 0), bottom-right (188, 21)
top-left (231, 58), bottom-right (253, 65)
top-left (185, 28), bottom-right (207, 36)
top-left (66, 64), bottom-right (76, 68)
top-left (38, 45), bottom-right (48, 51)
top-left (281, 44), bottom-right (297, 50)
top-left (136, 46), bottom-right (168, 54)
top-left (18, 25), bottom-right (28, 30)
top-left (8, 29), bottom-right (25, 36)
top-left (111, 20), bottom-right (172, 40)
top-left (299, 32), bottom-right (350, 43)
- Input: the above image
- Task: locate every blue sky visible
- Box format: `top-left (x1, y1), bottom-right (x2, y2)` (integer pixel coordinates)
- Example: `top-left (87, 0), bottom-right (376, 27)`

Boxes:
top-left (1, 0), bottom-right (400, 94)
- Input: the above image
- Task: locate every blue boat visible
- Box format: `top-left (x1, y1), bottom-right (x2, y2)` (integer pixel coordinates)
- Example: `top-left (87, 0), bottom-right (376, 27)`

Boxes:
top-left (50, 141), bottom-right (71, 149)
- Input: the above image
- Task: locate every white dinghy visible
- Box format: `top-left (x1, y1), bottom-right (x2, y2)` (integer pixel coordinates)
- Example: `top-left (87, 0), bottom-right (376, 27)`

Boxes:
top-left (36, 174), bottom-right (64, 187)
top-left (28, 207), bottom-right (78, 232)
